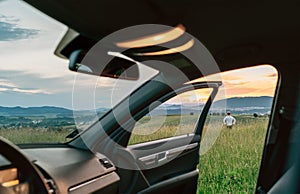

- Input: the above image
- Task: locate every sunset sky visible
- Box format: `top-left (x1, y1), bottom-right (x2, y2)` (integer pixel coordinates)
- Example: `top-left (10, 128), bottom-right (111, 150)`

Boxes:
top-left (216, 65), bottom-right (277, 98)
top-left (190, 65), bottom-right (278, 102)
top-left (169, 65), bottom-right (278, 105)
top-left (0, 0), bottom-right (278, 109)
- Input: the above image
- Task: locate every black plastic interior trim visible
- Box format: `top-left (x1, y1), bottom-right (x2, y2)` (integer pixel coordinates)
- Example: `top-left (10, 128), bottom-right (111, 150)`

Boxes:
top-left (137, 170), bottom-right (199, 194)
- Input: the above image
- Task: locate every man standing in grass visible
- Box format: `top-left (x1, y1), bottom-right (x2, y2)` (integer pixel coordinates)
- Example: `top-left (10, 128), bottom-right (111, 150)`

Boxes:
top-left (223, 111), bottom-right (236, 128)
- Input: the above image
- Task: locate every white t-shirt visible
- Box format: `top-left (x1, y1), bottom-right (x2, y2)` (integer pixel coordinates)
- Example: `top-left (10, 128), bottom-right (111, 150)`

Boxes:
top-left (223, 115), bottom-right (236, 126)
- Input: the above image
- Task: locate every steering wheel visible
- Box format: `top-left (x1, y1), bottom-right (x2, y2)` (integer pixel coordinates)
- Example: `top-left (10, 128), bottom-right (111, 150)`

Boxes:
top-left (0, 137), bottom-right (48, 194)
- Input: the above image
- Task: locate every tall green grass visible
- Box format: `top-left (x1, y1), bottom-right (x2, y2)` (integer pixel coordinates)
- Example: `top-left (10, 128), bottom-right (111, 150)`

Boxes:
top-left (0, 128), bottom-right (70, 144)
top-left (129, 115), bottom-right (198, 145)
top-left (198, 116), bottom-right (268, 193)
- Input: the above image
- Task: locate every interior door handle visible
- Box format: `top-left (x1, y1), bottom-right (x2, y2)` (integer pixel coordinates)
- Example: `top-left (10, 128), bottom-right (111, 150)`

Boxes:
top-left (157, 151), bottom-right (169, 164)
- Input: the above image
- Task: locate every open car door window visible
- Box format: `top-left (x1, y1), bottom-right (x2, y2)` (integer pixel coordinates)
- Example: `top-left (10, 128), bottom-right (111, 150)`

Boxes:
top-left (117, 81), bottom-right (221, 193)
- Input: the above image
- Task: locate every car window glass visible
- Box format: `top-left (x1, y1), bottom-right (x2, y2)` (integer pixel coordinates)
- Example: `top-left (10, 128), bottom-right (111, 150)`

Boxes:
top-left (128, 88), bottom-right (212, 145)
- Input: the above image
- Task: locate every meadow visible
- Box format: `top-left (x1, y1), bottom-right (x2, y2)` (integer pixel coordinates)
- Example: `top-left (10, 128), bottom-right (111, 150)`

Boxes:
top-left (197, 115), bottom-right (268, 193)
top-left (0, 128), bottom-right (70, 144)
top-left (0, 115), bottom-right (269, 193)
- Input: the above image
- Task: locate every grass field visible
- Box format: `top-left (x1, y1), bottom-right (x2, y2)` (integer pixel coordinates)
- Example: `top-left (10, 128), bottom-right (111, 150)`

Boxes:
top-left (0, 115), bottom-right (269, 193)
top-left (198, 115), bottom-right (268, 193)
top-left (0, 128), bottom-right (70, 144)
top-left (128, 115), bottom-right (198, 145)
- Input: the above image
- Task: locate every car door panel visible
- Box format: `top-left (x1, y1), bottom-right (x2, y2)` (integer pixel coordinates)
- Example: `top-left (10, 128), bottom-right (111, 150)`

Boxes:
top-left (116, 82), bottom-right (221, 193)
top-left (117, 135), bottom-right (200, 193)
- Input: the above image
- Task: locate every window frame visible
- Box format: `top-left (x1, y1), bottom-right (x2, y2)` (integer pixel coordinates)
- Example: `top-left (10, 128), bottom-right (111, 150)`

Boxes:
top-left (127, 81), bottom-right (221, 146)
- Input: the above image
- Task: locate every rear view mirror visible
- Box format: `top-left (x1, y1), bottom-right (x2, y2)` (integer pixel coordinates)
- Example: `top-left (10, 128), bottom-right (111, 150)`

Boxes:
top-left (69, 50), bottom-right (139, 80)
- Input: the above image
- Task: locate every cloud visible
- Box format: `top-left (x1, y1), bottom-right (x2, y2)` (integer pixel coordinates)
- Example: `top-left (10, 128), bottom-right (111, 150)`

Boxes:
top-left (0, 70), bottom-right (73, 94)
top-left (0, 77), bottom-right (52, 95)
top-left (224, 80), bottom-right (250, 86)
top-left (0, 79), bottom-right (18, 88)
top-left (265, 72), bottom-right (278, 78)
top-left (11, 88), bottom-right (51, 94)
top-left (0, 15), bottom-right (39, 41)
top-left (0, 88), bottom-right (8, 92)
top-left (0, 70), bottom-right (74, 107)
top-left (0, 87), bottom-right (51, 95)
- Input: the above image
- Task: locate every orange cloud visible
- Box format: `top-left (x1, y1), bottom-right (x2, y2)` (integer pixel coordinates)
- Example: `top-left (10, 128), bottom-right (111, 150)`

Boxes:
top-left (189, 64), bottom-right (278, 100)
top-left (265, 72), bottom-right (278, 78)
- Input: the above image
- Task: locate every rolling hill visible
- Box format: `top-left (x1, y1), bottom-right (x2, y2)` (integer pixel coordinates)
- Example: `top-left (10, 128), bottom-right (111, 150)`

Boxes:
top-left (211, 96), bottom-right (273, 114)
top-left (0, 106), bottom-right (73, 117)
top-left (0, 96), bottom-right (273, 117)
top-left (155, 96), bottom-right (273, 115)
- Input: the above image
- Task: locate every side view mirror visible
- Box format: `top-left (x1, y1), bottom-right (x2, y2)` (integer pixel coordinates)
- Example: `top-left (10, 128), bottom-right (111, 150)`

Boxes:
top-left (69, 50), bottom-right (139, 80)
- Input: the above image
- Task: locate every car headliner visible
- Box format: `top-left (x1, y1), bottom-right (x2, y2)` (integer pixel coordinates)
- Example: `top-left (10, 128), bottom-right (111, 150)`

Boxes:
top-left (24, 0), bottom-right (300, 73)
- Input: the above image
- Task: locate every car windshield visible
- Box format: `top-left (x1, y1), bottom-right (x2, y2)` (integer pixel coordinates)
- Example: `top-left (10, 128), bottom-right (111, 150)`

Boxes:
top-left (0, 0), bottom-right (158, 144)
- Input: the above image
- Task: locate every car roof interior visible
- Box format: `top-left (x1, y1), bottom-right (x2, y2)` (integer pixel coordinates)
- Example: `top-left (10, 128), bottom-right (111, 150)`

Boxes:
top-left (25, 0), bottom-right (300, 71)
top-left (22, 0), bottom-right (300, 192)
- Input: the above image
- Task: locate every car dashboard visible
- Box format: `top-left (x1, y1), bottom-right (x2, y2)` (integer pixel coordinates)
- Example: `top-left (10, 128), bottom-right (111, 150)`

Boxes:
top-left (0, 146), bottom-right (120, 194)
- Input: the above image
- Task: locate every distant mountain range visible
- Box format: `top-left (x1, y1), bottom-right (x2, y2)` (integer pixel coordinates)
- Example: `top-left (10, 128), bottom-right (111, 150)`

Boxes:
top-left (0, 106), bottom-right (73, 117)
top-left (0, 96), bottom-right (273, 117)
top-left (211, 96), bottom-right (273, 114)
top-left (154, 96), bottom-right (273, 115)
top-left (213, 96), bottom-right (273, 108)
